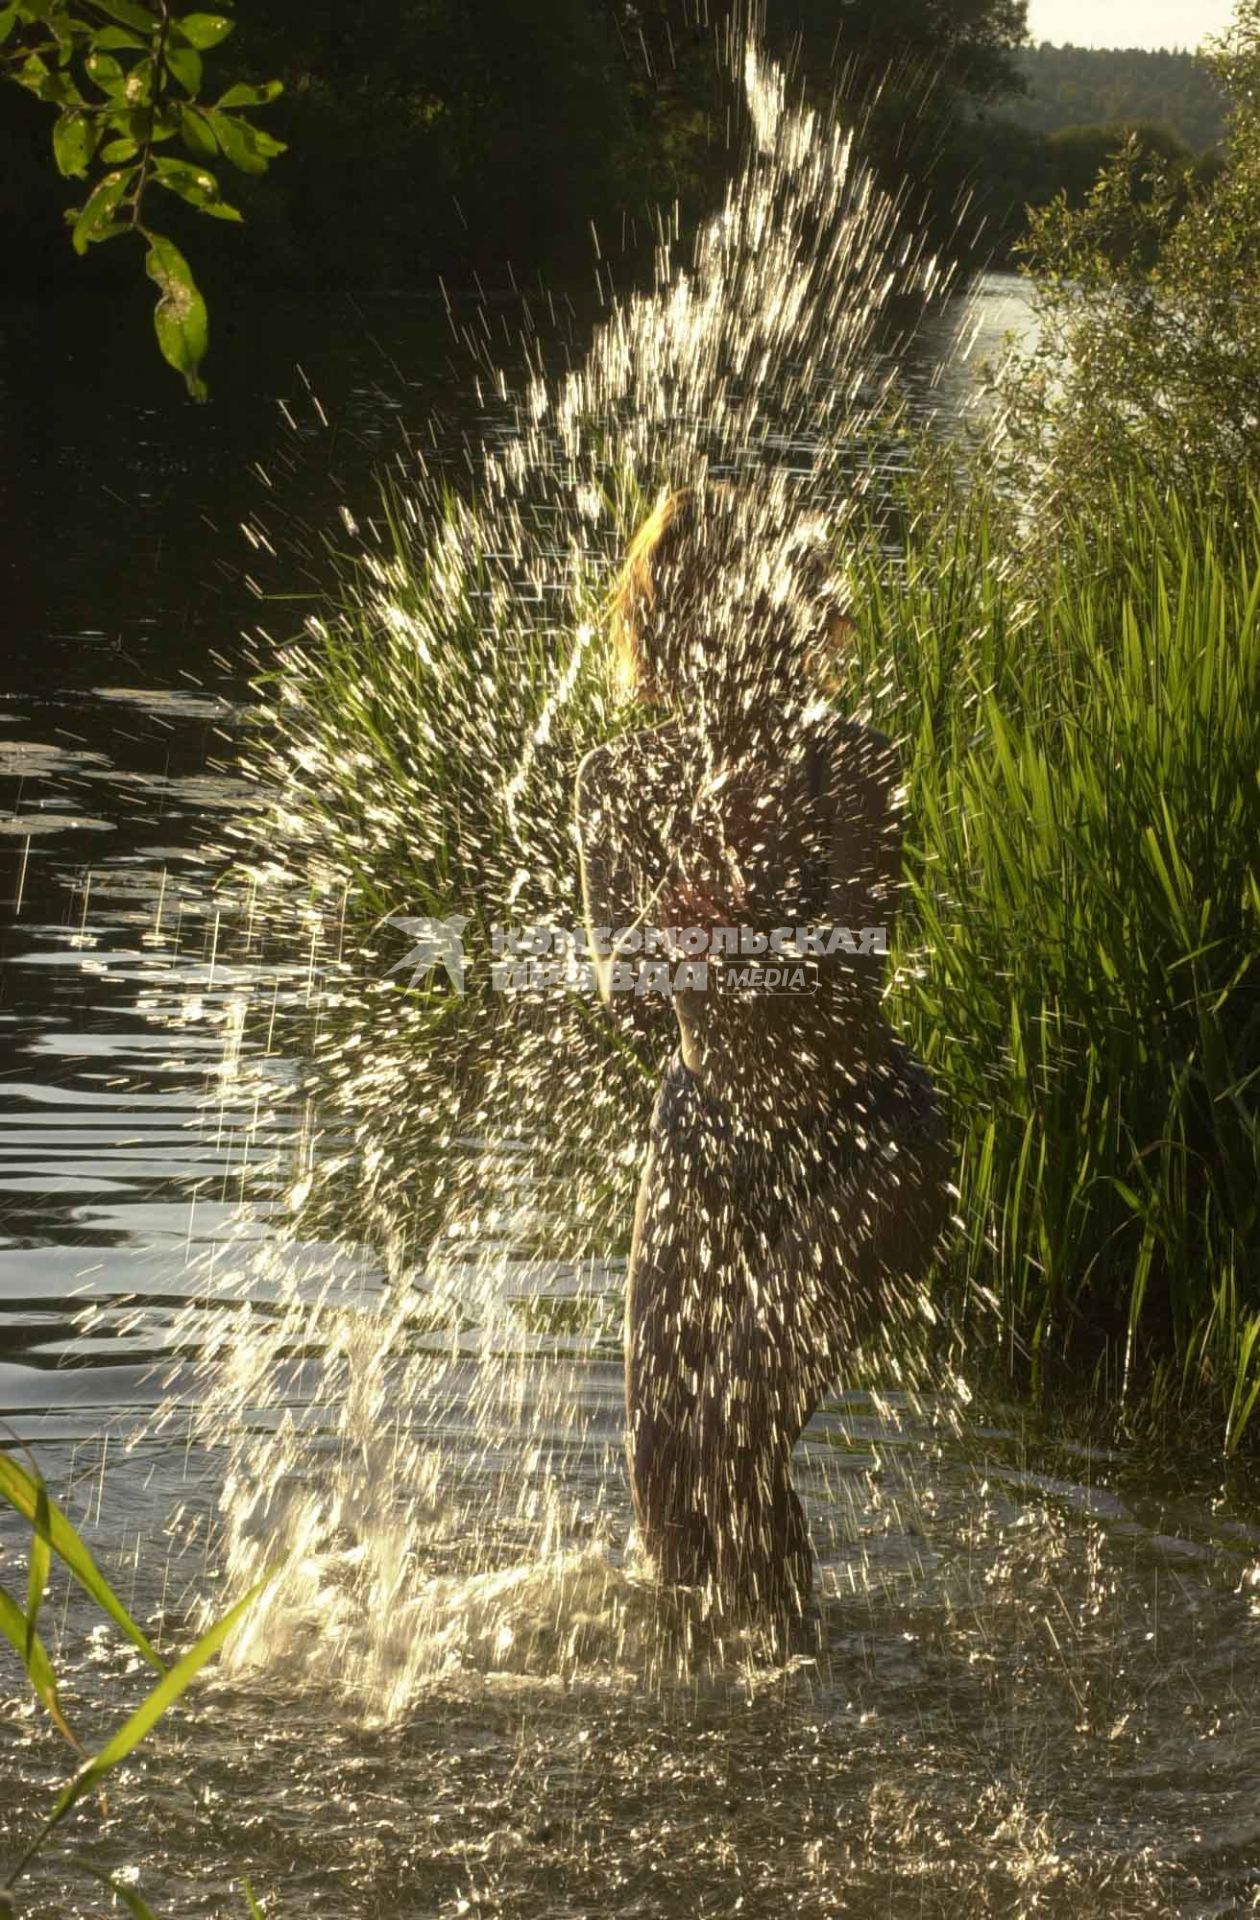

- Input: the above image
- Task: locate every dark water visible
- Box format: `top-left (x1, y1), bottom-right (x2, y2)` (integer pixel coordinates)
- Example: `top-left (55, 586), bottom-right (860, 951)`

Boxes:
top-left (4, 273), bottom-right (1260, 1920)
top-left (0, 285), bottom-right (484, 1429)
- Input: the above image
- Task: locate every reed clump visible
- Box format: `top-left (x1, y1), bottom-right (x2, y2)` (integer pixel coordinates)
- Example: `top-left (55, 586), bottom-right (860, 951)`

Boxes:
top-left (849, 471), bottom-right (1260, 1447)
top-left (239, 474), bottom-right (661, 1271)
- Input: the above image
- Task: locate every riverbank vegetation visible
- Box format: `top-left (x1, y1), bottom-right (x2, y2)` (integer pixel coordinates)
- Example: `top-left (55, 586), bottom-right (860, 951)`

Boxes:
top-left (996, 41), bottom-right (1260, 528)
top-left (861, 0), bottom-right (1260, 1448)
top-left (851, 474), bottom-right (1260, 1449)
top-left (1008, 41), bottom-right (1227, 151)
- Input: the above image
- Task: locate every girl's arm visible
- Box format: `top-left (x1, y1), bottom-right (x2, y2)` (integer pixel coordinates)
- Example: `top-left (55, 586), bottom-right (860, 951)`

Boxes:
top-left (825, 721), bottom-right (902, 930)
top-left (574, 745), bottom-right (673, 1020)
top-left (815, 721), bottom-right (902, 1014)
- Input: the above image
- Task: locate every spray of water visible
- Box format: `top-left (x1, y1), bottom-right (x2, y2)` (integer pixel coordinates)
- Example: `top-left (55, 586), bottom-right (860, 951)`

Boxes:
top-left (140, 33), bottom-right (968, 1714)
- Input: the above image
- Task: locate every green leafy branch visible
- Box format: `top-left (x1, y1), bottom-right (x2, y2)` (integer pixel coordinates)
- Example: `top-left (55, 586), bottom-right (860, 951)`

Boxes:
top-left (0, 0), bottom-right (285, 395)
top-left (0, 1445), bottom-right (275, 1915)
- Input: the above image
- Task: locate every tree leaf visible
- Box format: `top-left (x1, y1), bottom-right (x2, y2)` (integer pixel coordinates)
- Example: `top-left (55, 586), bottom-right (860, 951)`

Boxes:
top-left (178, 102), bottom-right (218, 157)
top-left (85, 49), bottom-right (127, 95)
top-left (16, 52), bottom-right (85, 105)
top-left (165, 42), bottom-right (202, 95)
top-left (90, 25), bottom-right (146, 49)
top-left (173, 11), bottom-right (233, 50)
top-left (145, 233), bottom-right (209, 398)
top-left (47, 9), bottom-right (78, 56)
top-left (88, 0), bottom-right (159, 29)
top-left (205, 109), bottom-right (285, 174)
top-left (215, 79), bottom-right (283, 108)
top-left (70, 169), bottom-right (131, 251)
top-left (159, 185), bottom-right (243, 220)
top-left (0, 6), bottom-right (21, 47)
top-left (100, 134), bottom-right (140, 160)
top-left (106, 51), bottom-right (152, 106)
top-left (0, 1453), bottom-right (162, 1667)
top-left (12, 49), bottom-right (47, 90)
top-left (52, 107), bottom-right (95, 177)
top-left (153, 154), bottom-right (218, 188)
top-left (153, 155), bottom-right (240, 219)
top-left (104, 104), bottom-right (143, 135)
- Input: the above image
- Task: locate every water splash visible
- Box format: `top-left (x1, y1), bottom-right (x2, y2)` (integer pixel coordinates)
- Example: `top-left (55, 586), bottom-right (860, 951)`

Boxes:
top-left (143, 33), bottom-right (963, 1712)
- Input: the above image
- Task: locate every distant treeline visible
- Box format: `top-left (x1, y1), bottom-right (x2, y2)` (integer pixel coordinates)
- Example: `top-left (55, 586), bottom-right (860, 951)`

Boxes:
top-left (1008, 42), bottom-right (1227, 153)
top-left (956, 41), bottom-right (1229, 262)
top-left (0, 3), bottom-right (1230, 296)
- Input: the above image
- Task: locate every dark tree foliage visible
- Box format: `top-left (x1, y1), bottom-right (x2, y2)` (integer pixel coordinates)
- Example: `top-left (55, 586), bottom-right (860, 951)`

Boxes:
top-left (767, 0), bottom-right (1027, 102)
top-left (1002, 0), bottom-right (1260, 514)
top-left (220, 0), bottom-right (642, 283)
top-left (1, 0), bottom-right (287, 393)
top-left (948, 114), bottom-right (1209, 262)
top-left (727, 2), bottom-right (1032, 249)
top-left (1043, 120), bottom-right (1192, 205)
top-left (2, 0), bottom-right (1033, 296)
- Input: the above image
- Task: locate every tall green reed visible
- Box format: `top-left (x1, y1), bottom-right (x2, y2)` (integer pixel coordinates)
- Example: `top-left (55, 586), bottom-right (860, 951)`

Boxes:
top-left (851, 475), bottom-right (1260, 1446)
top-left (238, 470), bottom-right (664, 1268)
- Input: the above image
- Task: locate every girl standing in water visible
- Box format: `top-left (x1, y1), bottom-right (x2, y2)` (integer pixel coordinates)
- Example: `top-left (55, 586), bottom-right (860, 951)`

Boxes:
top-left (574, 482), bottom-right (950, 1623)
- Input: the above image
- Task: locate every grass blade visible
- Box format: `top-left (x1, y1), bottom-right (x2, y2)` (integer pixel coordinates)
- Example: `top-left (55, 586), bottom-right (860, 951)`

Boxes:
top-left (25, 1474), bottom-right (51, 1672)
top-left (53, 1578), bottom-right (269, 1822)
top-left (0, 1584), bottom-right (79, 1751)
top-left (4, 1576), bottom-right (271, 1897)
top-left (0, 1452), bottom-right (164, 1673)
top-left (90, 1873), bottom-right (163, 1919)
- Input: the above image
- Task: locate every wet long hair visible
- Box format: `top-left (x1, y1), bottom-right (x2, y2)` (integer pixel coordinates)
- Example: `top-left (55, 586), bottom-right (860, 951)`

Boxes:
top-left (609, 481), bottom-right (852, 706)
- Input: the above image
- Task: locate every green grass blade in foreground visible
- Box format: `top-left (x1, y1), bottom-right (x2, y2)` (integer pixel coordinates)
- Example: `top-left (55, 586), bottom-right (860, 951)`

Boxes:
top-left (91, 1874), bottom-right (163, 1919)
top-left (52, 1577), bottom-right (271, 1822)
top-left (0, 1584), bottom-right (78, 1751)
top-left (0, 1453), bottom-right (164, 1673)
top-left (242, 1880), bottom-right (266, 1917)
top-left (25, 1474), bottom-right (51, 1677)
top-left (4, 1577), bottom-right (272, 1896)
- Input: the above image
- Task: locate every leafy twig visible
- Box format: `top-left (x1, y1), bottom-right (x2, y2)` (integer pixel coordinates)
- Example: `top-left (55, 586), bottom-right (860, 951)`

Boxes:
top-left (0, 0), bottom-right (286, 394)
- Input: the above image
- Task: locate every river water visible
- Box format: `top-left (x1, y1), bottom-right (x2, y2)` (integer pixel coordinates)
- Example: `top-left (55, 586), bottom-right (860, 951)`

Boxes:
top-left (3, 272), bottom-right (1260, 1919)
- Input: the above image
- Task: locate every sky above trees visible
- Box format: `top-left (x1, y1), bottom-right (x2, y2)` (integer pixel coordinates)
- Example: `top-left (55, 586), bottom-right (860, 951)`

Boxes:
top-left (1027, 0), bottom-right (1233, 49)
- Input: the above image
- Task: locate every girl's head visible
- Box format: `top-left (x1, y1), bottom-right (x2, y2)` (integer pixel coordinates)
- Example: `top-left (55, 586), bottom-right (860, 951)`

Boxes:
top-left (609, 481), bottom-right (853, 707)
top-left (610, 486), bottom-right (709, 701)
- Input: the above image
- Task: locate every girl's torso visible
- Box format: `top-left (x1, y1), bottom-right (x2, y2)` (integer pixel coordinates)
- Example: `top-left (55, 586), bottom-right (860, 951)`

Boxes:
top-left (591, 709), bottom-right (904, 1111)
